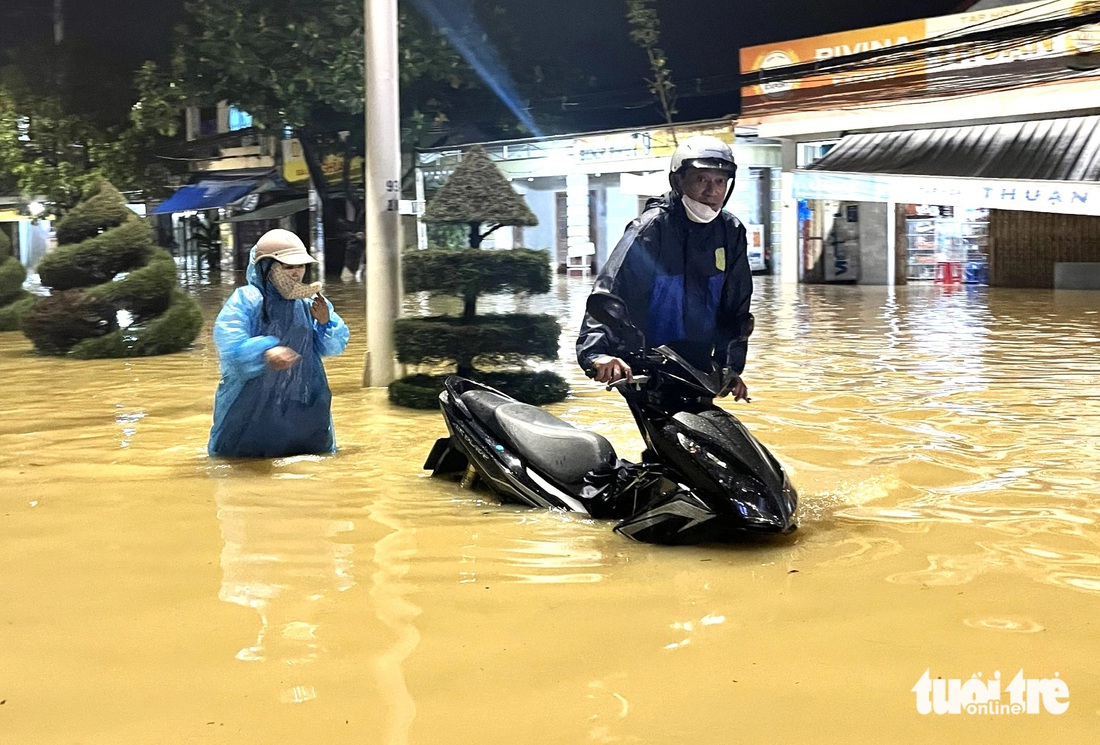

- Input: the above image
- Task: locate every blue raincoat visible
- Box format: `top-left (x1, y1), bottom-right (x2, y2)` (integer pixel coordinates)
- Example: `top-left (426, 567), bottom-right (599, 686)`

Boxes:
top-left (208, 258), bottom-right (350, 458)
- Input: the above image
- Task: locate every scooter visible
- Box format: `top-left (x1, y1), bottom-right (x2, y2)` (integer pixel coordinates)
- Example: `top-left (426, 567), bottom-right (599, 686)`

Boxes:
top-left (423, 292), bottom-right (798, 544)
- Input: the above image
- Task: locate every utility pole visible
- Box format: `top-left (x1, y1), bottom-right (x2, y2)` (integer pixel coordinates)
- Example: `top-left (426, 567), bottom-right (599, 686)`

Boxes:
top-left (362, 0), bottom-right (403, 387)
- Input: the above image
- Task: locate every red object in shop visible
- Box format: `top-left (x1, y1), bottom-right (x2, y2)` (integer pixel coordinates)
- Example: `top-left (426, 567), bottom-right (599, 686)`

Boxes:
top-left (934, 261), bottom-right (962, 284)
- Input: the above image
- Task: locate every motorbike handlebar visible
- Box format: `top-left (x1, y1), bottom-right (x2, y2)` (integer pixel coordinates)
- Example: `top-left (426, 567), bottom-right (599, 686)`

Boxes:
top-left (608, 375), bottom-right (649, 391)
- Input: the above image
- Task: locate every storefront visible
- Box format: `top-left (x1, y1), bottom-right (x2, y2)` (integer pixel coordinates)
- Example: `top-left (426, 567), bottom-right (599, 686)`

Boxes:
top-left (902, 206), bottom-right (988, 284)
top-left (738, 0), bottom-right (1100, 288)
top-left (792, 125), bottom-right (1100, 287)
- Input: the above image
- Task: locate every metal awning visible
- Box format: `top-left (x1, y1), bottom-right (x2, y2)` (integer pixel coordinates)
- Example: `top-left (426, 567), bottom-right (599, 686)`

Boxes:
top-left (150, 178), bottom-right (262, 215)
top-left (806, 116), bottom-right (1100, 181)
top-left (221, 198), bottom-right (310, 223)
top-left (795, 116), bottom-right (1100, 217)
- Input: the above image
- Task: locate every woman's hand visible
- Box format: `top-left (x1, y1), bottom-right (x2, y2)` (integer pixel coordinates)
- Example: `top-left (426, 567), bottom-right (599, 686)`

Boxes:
top-left (311, 293), bottom-right (330, 326)
top-left (264, 345), bottom-right (301, 370)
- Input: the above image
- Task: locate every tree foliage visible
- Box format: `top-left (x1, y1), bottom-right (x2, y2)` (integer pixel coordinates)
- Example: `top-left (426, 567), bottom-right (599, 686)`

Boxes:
top-left (0, 60), bottom-right (183, 212)
top-left (0, 88), bottom-right (20, 196)
top-left (404, 247), bottom-right (550, 298)
top-left (171, 0), bottom-right (365, 132)
top-left (625, 0), bottom-right (678, 127)
top-left (168, 0), bottom-right (536, 146)
top-left (394, 313), bottom-right (560, 367)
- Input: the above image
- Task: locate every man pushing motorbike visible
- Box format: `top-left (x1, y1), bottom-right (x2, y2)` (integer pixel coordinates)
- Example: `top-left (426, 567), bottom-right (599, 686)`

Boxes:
top-left (576, 135), bottom-right (754, 402)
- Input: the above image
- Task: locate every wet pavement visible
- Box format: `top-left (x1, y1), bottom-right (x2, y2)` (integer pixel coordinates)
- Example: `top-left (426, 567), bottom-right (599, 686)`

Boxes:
top-left (1, 274), bottom-right (1098, 743)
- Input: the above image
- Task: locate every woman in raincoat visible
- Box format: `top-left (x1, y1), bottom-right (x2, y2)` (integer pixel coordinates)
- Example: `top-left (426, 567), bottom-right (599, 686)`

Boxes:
top-left (208, 229), bottom-right (350, 458)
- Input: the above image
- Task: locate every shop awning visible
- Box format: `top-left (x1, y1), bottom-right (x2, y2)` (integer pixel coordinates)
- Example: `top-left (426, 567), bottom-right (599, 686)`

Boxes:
top-left (805, 116), bottom-right (1100, 181)
top-left (150, 178), bottom-right (262, 215)
top-left (795, 116), bottom-right (1100, 217)
top-left (221, 198), bottom-right (310, 223)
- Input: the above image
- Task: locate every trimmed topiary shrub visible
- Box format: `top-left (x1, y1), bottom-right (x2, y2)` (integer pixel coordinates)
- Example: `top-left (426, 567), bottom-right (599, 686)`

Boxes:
top-left (389, 146), bottom-right (568, 409)
top-left (0, 295), bottom-right (35, 332)
top-left (21, 290), bottom-right (119, 355)
top-left (421, 145), bottom-right (537, 248)
top-left (394, 314), bottom-right (560, 368)
top-left (403, 246), bottom-right (551, 301)
top-left (389, 371), bottom-right (571, 411)
top-left (21, 180), bottom-right (203, 357)
top-left (0, 231), bottom-right (33, 331)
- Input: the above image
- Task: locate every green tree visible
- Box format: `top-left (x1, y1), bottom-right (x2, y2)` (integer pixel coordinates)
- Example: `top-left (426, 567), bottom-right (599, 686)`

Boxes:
top-left (0, 88), bottom-right (20, 196)
top-left (163, 0), bottom-right (469, 277)
top-left (390, 146), bottom-right (567, 409)
top-left (161, 0), bottom-right (584, 277)
top-left (0, 63), bottom-right (184, 214)
top-left (625, 0), bottom-right (678, 129)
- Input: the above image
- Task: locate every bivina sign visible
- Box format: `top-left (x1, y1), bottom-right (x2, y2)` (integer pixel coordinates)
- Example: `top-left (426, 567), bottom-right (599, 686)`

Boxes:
top-left (912, 669), bottom-right (1069, 715)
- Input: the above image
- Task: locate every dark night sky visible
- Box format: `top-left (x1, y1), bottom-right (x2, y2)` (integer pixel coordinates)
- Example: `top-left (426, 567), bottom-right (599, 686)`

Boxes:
top-left (1, 0), bottom-right (185, 67)
top-left (1, 0), bottom-right (967, 129)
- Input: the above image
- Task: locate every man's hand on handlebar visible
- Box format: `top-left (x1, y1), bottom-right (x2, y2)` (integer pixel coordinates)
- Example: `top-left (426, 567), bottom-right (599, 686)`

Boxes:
top-left (718, 369), bottom-right (751, 403)
top-left (591, 355), bottom-right (633, 384)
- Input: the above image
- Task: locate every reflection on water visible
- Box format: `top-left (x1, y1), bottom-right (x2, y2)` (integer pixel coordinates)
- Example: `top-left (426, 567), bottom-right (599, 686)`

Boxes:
top-left (2, 275), bottom-right (1099, 742)
top-left (213, 466), bottom-right (356, 667)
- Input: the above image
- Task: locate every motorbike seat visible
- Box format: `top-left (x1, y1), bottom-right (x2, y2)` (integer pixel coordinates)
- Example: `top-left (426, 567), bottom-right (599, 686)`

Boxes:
top-left (460, 390), bottom-right (617, 486)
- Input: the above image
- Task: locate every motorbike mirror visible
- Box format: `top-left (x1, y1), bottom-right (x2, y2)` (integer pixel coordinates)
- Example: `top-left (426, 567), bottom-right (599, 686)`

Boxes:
top-left (586, 292), bottom-right (632, 330)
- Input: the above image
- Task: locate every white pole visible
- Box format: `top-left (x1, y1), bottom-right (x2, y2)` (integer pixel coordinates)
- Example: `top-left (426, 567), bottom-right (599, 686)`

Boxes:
top-left (363, 0), bottom-right (403, 387)
top-left (779, 140), bottom-right (800, 285)
top-left (886, 200), bottom-right (897, 286)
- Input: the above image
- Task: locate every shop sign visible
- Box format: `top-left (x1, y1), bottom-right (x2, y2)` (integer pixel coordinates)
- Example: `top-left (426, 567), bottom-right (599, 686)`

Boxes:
top-left (282, 138), bottom-right (364, 186)
top-left (925, 0), bottom-right (1096, 71)
top-left (794, 170), bottom-right (1100, 217)
top-left (574, 125), bottom-right (731, 164)
top-left (740, 0), bottom-right (1100, 116)
top-left (739, 18), bottom-right (924, 109)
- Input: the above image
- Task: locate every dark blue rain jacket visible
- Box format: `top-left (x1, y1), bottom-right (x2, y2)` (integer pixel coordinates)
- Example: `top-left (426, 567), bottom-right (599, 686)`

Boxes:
top-left (577, 193), bottom-right (753, 373)
top-left (208, 258), bottom-right (350, 458)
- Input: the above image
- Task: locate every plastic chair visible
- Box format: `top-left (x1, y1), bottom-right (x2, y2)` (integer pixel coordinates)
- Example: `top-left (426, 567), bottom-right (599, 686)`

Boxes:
top-left (934, 261), bottom-right (962, 285)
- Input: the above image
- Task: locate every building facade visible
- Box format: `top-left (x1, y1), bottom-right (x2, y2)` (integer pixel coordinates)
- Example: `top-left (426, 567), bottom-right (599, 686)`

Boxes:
top-left (414, 120), bottom-right (783, 276)
top-left (739, 0), bottom-right (1100, 288)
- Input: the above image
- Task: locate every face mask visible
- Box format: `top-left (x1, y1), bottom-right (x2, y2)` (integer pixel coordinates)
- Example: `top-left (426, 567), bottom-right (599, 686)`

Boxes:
top-left (682, 194), bottom-right (720, 224)
top-left (269, 262), bottom-right (322, 300)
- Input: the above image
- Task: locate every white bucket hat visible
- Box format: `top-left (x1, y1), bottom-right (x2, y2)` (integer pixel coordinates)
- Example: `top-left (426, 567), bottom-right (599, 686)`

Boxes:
top-left (251, 229), bottom-right (318, 265)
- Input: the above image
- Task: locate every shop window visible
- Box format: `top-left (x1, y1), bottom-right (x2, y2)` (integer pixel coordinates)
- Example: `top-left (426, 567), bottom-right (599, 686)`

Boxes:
top-left (198, 106), bottom-right (218, 137)
top-left (228, 106), bottom-right (253, 132)
top-left (797, 142), bottom-right (837, 168)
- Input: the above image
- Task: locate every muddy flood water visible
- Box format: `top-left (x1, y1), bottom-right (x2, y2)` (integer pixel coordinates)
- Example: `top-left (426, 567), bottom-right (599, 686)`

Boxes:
top-left (2, 274), bottom-right (1099, 744)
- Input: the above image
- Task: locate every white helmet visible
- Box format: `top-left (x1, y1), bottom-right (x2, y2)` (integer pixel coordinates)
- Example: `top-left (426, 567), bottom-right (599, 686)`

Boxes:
top-left (669, 135), bottom-right (737, 179)
top-left (251, 228), bottom-right (318, 265)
